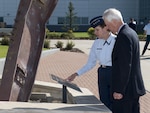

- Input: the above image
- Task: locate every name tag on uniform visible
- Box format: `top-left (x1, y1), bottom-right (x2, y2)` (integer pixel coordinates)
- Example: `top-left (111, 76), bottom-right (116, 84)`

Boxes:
top-left (97, 48), bottom-right (102, 50)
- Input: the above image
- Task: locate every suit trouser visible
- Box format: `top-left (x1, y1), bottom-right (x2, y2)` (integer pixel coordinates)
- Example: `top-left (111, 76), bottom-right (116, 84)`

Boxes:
top-left (98, 66), bottom-right (112, 110)
top-left (142, 35), bottom-right (150, 55)
top-left (112, 97), bottom-right (140, 113)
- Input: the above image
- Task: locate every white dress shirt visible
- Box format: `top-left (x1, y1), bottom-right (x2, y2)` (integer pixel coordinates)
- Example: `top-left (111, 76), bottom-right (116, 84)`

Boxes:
top-left (144, 23), bottom-right (150, 35)
top-left (77, 33), bottom-right (116, 76)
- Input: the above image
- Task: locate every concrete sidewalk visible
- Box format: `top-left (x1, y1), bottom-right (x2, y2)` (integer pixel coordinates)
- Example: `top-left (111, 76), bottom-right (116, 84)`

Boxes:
top-left (49, 39), bottom-right (150, 93)
top-left (140, 41), bottom-right (150, 92)
top-left (50, 39), bottom-right (150, 93)
top-left (46, 39), bottom-right (150, 113)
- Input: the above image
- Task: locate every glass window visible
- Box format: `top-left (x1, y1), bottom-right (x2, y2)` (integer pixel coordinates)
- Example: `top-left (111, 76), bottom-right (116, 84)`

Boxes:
top-left (74, 17), bottom-right (80, 25)
top-left (81, 17), bottom-right (88, 25)
top-left (58, 17), bottom-right (65, 24)
top-left (0, 17), bottom-right (3, 22)
top-left (57, 17), bottom-right (88, 25)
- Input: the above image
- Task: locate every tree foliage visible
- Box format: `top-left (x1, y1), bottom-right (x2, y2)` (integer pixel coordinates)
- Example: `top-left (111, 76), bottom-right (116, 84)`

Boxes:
top-left (63, 1), bottom-right (78, 32)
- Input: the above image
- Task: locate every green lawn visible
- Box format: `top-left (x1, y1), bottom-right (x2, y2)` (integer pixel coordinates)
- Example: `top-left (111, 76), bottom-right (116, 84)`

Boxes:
top-left (48, 32), bottom-right (90, 38)
top-left (0, 45), bottom-right (8, 58)
top-left (73, 32), bottom-right (89, 38)
top-left (0, 45), bottom-right (49, 58)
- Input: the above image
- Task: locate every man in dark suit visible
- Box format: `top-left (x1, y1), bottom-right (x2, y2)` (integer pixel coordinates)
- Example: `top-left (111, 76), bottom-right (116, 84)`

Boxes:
top-left (103, 8), bottom-right (146, 113)
top-left (128, 18), bottom-right (137, 32)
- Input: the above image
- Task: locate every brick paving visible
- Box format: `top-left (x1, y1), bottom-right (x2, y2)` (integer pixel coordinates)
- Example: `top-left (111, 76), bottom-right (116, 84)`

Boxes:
top-left (36, 51), bottom-right (150, 113)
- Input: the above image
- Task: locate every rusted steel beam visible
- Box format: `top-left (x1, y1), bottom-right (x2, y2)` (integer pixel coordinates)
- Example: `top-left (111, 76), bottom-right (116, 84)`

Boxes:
top-left (0, 0), bottom-right (58, 101)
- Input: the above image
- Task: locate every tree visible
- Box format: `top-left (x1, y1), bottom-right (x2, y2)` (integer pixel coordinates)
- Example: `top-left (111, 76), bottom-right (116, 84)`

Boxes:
top-left (63, 1), bottom-right (78, 32)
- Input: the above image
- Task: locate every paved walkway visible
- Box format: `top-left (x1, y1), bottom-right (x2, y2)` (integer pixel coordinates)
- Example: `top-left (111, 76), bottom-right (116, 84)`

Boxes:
top-left (36, 39), bottom-right (150, 113)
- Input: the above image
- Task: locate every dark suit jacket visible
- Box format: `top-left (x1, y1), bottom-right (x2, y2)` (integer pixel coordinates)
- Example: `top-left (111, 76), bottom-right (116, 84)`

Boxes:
top-left (128, 22), bottom-right (136, 31)
top-left (112, 24), bottom-right (146, 100)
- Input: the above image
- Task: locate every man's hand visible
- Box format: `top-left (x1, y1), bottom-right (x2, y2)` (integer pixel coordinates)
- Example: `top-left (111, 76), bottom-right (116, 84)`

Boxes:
top-left (66, 73), bottom-right (78, 82)
top-left (113, 92), bottom-right (123, 100)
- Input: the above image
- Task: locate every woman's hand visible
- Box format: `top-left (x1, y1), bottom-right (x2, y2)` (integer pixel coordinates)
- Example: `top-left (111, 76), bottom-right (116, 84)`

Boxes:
top-left (66, 73), bottom-right (78, 82)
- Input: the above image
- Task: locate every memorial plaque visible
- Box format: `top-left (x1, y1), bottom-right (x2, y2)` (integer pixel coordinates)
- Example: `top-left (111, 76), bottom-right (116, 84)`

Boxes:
top-left (51, 74), bottom-right (82, 92)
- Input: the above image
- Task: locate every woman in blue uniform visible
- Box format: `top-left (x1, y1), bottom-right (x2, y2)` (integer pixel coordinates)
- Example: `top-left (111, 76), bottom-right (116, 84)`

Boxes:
top-left (66, 16), bottom-right (116, 110)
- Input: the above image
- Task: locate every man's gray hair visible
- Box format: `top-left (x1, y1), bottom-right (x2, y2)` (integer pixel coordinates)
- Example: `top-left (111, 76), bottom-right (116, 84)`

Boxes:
top-left (103, 8), bottom-right (123, 22)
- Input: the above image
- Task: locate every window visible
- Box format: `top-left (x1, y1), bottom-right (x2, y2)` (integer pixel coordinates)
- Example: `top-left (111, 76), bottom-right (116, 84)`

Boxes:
top-left (58, 17), bottom-right (88, 25)
top-left (81, 17), bottom-right (88, 25)
top-left (58, 17), bottom-right (65, 24)
top-left (0, 17), bottom-right (3, 22)
top-left (74, 17), bottom-right (80, 25)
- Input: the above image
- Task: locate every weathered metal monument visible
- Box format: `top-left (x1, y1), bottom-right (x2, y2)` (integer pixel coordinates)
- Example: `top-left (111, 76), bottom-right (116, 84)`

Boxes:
top-left (0, 0), bottom-right (58, 101)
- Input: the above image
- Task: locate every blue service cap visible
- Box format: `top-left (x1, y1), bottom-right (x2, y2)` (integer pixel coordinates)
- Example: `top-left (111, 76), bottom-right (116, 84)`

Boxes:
top-left (90, 16), bottom-right (105, 28)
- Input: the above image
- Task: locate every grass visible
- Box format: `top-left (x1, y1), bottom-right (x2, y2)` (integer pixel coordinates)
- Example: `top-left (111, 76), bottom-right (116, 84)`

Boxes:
top-left (73, 32), bottom-right (89, 38)
top-left (0, 45), bottom-right (8, 58)
top-left (0, 45), bottom-right (49, 58)
top-left (48, 32), bottom-right (89, 38)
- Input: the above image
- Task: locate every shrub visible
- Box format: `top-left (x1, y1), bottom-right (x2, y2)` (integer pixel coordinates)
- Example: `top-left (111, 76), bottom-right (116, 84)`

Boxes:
top-left (0, 32), bottom-right (10, 37)
top-left (138, 34), bottom-right (146, 41)
top-left (46, 32), bottom-right (60, 39)
top-left (44, 39), bottom-right (50, 49)
top-left (65, 40), bottom-right (75, 50)
top-left (60, 33), bottom-right (75, 39)
top-left (55, 41), bottom-right (64, 48)
top-left (67, 30), bottom-right (73, 33)
top-left (87, 27), bottom-right (95, 39)
top-left (1, 36), bottom-right (10, 45)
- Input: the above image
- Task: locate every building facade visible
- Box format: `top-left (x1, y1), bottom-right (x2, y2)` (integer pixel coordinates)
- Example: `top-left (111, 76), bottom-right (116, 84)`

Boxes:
top-left (139, 0), bottom-right (150, 24)
top-left (0, 0), bottom-right (150, 32)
